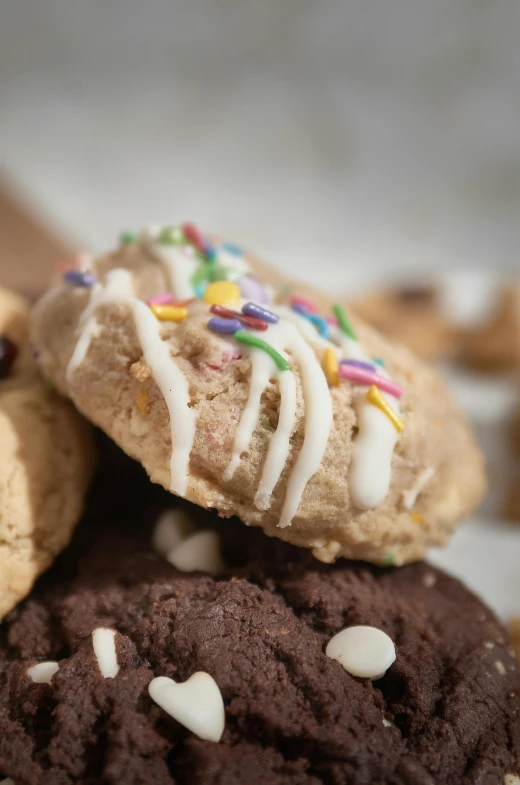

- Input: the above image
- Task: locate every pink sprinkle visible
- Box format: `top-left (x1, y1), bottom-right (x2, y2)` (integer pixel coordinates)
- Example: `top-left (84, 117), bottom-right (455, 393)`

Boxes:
top-left (290, 296), bottom-right (319, 314)
top-left (339, 364), bottom-right (403, 399)
top-left (326, 316), bottom-right (339, 327)
top-left (182, 222), bottom-right (206, 252)
top-left (147, 292), bottom-right (174, 306)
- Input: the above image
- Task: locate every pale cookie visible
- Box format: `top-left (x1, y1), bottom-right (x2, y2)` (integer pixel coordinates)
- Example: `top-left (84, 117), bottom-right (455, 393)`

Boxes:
top-left (30, 224), bottom-right (486, 566)
top-left (460, 283), bottom-right (520, 372)
top-left (0, 286), bottom-right (95, 619)
top-left (350, 284), bottom-right (458, 362)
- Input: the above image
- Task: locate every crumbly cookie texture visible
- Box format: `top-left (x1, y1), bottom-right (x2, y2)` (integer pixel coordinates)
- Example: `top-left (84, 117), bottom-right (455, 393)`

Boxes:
top-left (350, 284), bottom-right (457, 362)
top-left (0, 286), bottom-right (95, 619)
top-left (30, 229), bottom-right (486, 565)
top-left (0, 491), bottom-right (518, 785)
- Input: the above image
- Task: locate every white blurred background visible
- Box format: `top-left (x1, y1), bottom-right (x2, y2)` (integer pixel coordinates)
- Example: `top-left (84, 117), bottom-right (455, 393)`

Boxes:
top-left (2, 0), bottom-right (520, 290)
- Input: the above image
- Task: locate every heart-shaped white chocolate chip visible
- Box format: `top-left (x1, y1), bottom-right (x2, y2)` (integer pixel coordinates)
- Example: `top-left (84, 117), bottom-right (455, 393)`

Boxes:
top-left (326, 625), bottom-right (396, 680)
top-left (27, 661), bottom-right (59, 684)
top-left (505, 775), bottom-right (520, 785)
top-left (167, 530), bottom-right (225, 575)
top-left (92, 628), bottom-right (119, 679)
top-left (152, 509), bottom-right (194, 556)
top-left (148, 672), bottom-right (225, 742)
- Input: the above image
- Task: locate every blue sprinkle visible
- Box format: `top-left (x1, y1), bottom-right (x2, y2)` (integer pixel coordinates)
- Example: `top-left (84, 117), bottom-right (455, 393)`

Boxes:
top-left (205, 245), bottom-right (218, 262)
top-left (341, 359), bottom-right (377, 373)
top-left (306, 313), bottom-right (329, 339)
top-left (242, 302), bottom-right (279, 324)
top-left (373, 357), bottom-right (385, 367)
top-left (207, 316), bottom-right (242, 334)
top-left (63, 270), bottom-right (95, 287)
top-left (222, 241), bottom-right (243, 256)
top-left (195, 283), bottom-right (207, 298)
top-left (291, 303), bottom-right (329, 338)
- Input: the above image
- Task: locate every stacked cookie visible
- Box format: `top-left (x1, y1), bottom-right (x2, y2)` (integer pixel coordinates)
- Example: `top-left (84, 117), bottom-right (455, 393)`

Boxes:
top-left (0, 224), bottom-right (518, 785)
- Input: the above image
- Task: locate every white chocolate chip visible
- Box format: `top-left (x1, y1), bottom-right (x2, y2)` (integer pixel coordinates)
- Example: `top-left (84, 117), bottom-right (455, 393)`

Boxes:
top-left (495, 660), bottom-right (506, 676)
top-left (167, 530), bottom-right (225, 575)
top-left (92, 628), bottom-right (119, 679)
top-left (504, 775), bottom-right (520, 785)
top-left (27, 661), bottom-right (59, 684)
top-left (152, 509), bottom-right (194, 557)
top-left (484, 641), bottom-right (495, 649)
top-left (382, 718), bottom-right (394, 727)
top-left (0, 778), bottom-right (15, 784)
top-left (422, 572), bottom-right (437, 588)
top-left (326, 626), bottom-right (396, 680)
top-left (149, 672), bottom-right (225, 742)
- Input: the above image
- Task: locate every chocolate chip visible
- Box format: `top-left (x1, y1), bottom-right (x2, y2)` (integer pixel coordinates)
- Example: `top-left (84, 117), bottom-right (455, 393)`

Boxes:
top-left (0, 336), bottom-right (18, 379)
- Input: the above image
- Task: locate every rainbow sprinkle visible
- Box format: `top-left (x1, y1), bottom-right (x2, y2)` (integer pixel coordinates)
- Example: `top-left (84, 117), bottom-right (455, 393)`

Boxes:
top-left (119, 230), bottom-right (137, 245)
top-left (339, 364), bottom-right (403, 399)
top-left (158, 226), bottom-right (185, 245)
top-left (147, 292), bottom-right (174, 306)
top-left (63, 270), bottom-right (95, 287)
top-left (333, 304), bottom-right (357, 340)
top-left (366, 386), bottom-right (404, 433)
top-left (150, 305), bottom-right (188, 322)
top-left (323, 348), bottom-right (339, 386)
top-left (290, 296), bottom-right (319, 314)
top-left (210, 305), bottom-right (268, 331)
top-left (234, 331), bottom-right (290, 372)
top-left (208, 316), bottom-right (243, 334)
top-left (204, 281), bottom-right (241, 306)
top-left (242, 302), bottom-right (278, 324)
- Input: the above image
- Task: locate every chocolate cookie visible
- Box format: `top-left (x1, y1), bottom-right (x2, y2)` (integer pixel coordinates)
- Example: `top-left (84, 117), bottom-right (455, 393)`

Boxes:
top-left (30, 224), bottom-right (485, 566)
top-left (0, 447), bottom-right (517, 785)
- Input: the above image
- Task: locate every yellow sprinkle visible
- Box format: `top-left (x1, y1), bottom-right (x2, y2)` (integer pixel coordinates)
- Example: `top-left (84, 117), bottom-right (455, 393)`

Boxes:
top-left (203, 280), bottom-right (241, 306)
top-left (150, 305), bottom-right (188, 322)
top-left (322, 347), bottom-right (339, 386)
top-left (366, 385), bottom-right (404, 433)
top-left (410, 512), bottom-right (423, 524)
top-left (137, 389), bottom-right (149, 413)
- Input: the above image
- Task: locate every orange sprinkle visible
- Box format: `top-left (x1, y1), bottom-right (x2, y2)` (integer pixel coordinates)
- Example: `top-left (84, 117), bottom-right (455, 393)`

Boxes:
top-left (322, 348), bottom-right (339, 386)
top-left (366, 385), bottom-right (404, 433)
top-left (410, 512), bottom-right (423, 524)
top-left (137, 389), bottom-right (149, 414)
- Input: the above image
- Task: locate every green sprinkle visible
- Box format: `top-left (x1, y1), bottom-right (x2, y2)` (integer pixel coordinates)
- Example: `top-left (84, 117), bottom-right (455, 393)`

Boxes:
top-left (208, 265), bottom-right (231, 283)
top-left (333, 304), bottom-right (357, 340)
top-left (45, 377), bottom-right (57, 391)
top-left (119, 230), bottom-right (138, 245)
top-left (158, 226), bottom-right (185, 245)
top-left (383, 553), bottom-right (395, 566)
top-left (191, 263), bottom-right (211, 289)
top-left (234, 331), bottom-right (290, 372)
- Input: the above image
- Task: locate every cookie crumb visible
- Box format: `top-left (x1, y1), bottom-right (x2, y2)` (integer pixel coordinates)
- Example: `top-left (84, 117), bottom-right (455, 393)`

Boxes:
top-left (130, 361), bottom-right (152, 382)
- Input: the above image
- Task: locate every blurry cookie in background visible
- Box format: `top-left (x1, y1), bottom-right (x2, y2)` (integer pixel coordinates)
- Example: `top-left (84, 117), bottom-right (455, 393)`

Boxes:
top-left (0, 285), bottom-right (95, 619)
top-left (460, 283), bottom-right (520, 373)
top-left (349, 284), bottom-right (458, 362)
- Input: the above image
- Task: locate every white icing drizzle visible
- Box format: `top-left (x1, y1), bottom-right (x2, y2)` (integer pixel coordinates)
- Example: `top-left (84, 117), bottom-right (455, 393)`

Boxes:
top-left (67, 316), bottom-right (101, 378)
top-left (150, 244), bottom-right (200, 300)
top-left (67, 268), bottom-right (197, 496)
top-left (273, 307), bottom-right (402, 511)
top-left (224, 316), bottom-right (332, 526)
top-left (402, 466), bottom-right (435, 510)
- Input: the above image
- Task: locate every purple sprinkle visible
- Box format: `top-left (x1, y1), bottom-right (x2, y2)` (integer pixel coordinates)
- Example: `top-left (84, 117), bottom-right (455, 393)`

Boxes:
top-left (242, 302), bottom-right (279, 324)
top-left (207, 316), bottom-right (242, 334)
top-left (340, 359), bottom-right (376, 373)
top-left (237, 275), bottom-right (269, 304)
top-left (63, 269), bottom-right (95, 287)
top-left (291, 303), bottom-right (311, 316)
